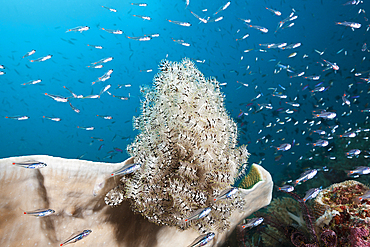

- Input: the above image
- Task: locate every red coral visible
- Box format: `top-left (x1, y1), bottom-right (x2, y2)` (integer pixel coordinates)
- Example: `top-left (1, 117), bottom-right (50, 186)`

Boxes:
top-left (349, 227), bottom-right (370, 247)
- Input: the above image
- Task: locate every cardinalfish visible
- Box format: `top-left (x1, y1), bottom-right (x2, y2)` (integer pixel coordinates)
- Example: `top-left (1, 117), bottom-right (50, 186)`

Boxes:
top-left (312, 111), bottom-right (336, 120)
top-left (45, 93), bottom-right (69, 102)
top-left (335, 21), bottom-right (361, 29)
top-left (274, 143), bottom-right (291, 151)
top-left (213, 188), bottom-right (238, 201)
top-left (100, 28), bottom-right (123, 34)
top-left (5, 116), bottom-right (29, 120)
top-left (66, 26), bottom-right (89, 33)
top-left (322, 59), bottom-right (339, 71)
top-left (131, 3), bottom-right (148, 7)
top-left (302, 187), bottom-right (322, 202)
top-left (346, 166), bottom-right (370, 177)
top-left (126, 35), bottom-right (151, 41)
top-left (30, 54), bottom-right (52, 62)
top-left (77, 126), bottom-right (94, 131)
top-left (213, 1), bottom-right (231, 16)
top-left (188, 232), bottom-right (215, 247)
top-left (132, 14), bottom-right (151, 20)
top-left (355, 190), bottom-right (370, 203)
top-left (24, 209), bottom-right (55, 217)
top-left (43, 116), bottom-right (61, 122)
top-left (172, 38), bottom-right (190, 46)
top-left (102, 6), bottom-right (117, 12)
top-left (346, 149), bottom-right (361, 157)
top-left (240, 217), bottom-right (264, 229)
top-left (265, 7), bottom-right (281, 16)
top-left (13, 161), bottom-right (47, 169)
top-left (87, 44), bottom-right (103, 49)
top-left (111, 163), bottom-right (141, 177)
top-left (97, 115), bottom-right (112, 120)
top-left (22, 49), bottom-right (36, 59)
top-left (294, 169), bottom-right (318, 186)
top-left (184, 207), bottom-right (211, 222)
top-left (277, 184), bottom-right (294, 192)
top-left (167, 19), bottom-right (191, 27)
top-left (248, 24), bottom-right (268, 33)
top-left (310, 139), bottom-right (329, 147)
top-left (22, 79), bottom-right (41, 86)
top-left (60, 230), bottom-right (92, 246)
top-left (338, 132), bottom-right (356, 138)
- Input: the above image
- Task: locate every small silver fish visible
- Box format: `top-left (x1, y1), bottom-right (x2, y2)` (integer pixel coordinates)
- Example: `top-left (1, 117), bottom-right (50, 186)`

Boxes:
top-left (24, 209), bottom-right (55, 217)
top-left (311, 139), bottom-right (329, 147)
top-left (213, 187), bottom-right (238, 201)
top-left (346, 166), bottom-right (370, 177)
top-left (346, 149), bottom-right (361, 157)
top-left (12, 161), bottom-right (47, 169)
top-left (355, 190), bottom-right (370, 203)
top-left (60, 230), bottom-right (92, 246)
top-left (188, 232), bottom-right (215, 247)
top-left (111, 163), bottom-right (141, 177)
top-left (302, 187), bottom-right (322, 202)
top-left (184, 207), bottom-right (211, 222)
top-left (294, 169), bottom-right (318, 186)
top-left (313, 111), bottom-right (336, 120)
top-left (275, 143), bottom-right (291, 151)
top-left (241, 217), bottom-right (264, 229)
top-left (277, 185), bottom-right (294, 192)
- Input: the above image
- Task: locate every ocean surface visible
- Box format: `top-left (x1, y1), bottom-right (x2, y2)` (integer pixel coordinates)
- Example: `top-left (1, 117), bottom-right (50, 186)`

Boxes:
top-left (1, 0), bottom-right (369, 182)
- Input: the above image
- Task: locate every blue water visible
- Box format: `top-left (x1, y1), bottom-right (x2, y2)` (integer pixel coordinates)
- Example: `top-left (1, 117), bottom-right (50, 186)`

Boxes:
top-left (1, 0), bottom-right (369, 179)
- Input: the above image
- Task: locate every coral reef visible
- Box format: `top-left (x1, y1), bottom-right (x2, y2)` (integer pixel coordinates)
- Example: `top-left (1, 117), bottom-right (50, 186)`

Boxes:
top-left (239, 190), bottom-right (339, 247)
top-left (0, 155), bottom-right (273, 247)
top-left (245, 180), bottom-right (370, 247)
top-left (314, 180), bottom-right (370, 246)
top-left (0, 59), bottom-right (274, 246)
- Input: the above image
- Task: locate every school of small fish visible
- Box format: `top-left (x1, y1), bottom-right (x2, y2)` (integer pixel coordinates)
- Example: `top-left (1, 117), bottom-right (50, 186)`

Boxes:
top-left (2, 0), bottom-right (370, 245)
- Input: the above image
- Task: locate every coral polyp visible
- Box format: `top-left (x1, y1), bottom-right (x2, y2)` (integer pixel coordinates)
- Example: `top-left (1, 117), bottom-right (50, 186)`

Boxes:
top-left (106, 58), bottom-right (253, 233)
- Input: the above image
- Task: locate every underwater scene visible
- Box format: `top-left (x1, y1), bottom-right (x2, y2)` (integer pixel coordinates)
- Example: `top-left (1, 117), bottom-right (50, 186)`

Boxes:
top-left (1, 0), bottom-right (370, 246)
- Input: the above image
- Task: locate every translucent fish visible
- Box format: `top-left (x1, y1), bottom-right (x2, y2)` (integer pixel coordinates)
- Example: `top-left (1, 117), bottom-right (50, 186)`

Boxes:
top-left (13, 161), bottom-right (47, 169)
top-left (60, 230), bottom-right (92, 246)
top-left (184, 207), bottom-right (211, 222)
top-left (111, 163), bottom-right (141, 177)
top-left (24, 209), bottom-right (55, 217)
top-left (188, 232), bottom-right (215, 247)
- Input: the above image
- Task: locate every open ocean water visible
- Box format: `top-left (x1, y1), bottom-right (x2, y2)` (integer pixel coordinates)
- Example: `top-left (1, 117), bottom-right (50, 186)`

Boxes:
top-left (1, 0), bottom-right (369, 197)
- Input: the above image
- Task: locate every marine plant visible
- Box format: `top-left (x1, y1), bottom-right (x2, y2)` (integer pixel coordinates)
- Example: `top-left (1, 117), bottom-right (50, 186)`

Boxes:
top-left (104, 58), bottom-right (260, 234)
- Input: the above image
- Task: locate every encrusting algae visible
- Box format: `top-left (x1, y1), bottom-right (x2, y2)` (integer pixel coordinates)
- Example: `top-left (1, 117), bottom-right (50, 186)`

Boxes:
top-left (104, 58), bottom-right (259, 233)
